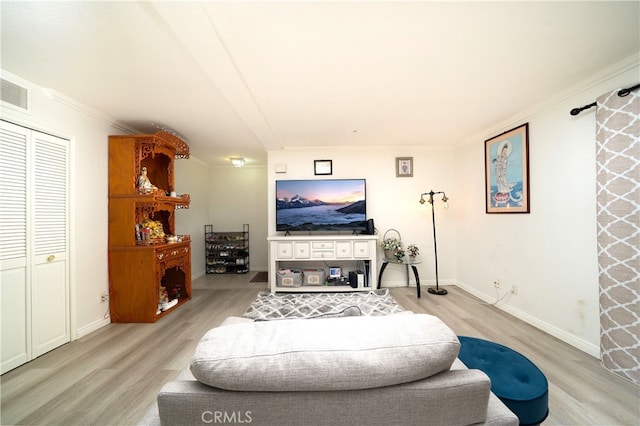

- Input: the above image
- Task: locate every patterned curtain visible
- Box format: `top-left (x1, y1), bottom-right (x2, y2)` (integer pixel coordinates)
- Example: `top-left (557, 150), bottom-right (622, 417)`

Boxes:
top-left (595, 88), bottom-right (639, 385)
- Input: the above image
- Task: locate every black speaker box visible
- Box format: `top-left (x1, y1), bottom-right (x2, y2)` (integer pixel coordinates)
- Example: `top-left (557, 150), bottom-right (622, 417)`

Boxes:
top-left (362, 218), bottom-right (375, 235)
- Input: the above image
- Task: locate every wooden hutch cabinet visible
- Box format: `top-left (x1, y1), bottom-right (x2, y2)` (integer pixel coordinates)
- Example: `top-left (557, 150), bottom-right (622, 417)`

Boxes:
top-left (108, 131), bottom-right (192, 323)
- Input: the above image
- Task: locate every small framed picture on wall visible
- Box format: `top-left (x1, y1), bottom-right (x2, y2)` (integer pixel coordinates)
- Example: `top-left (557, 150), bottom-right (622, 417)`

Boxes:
top-left (314, 160), bottom-right (332, 175)
top-left (396, 157), bottom-right (413, 177)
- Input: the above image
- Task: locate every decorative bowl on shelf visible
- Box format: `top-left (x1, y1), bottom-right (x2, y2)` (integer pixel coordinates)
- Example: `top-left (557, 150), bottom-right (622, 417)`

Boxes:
top-left (166, 235), bottom-right (178, 243)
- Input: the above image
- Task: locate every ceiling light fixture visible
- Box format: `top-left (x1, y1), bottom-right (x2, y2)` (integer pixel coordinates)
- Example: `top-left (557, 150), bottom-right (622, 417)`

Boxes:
top-left (230, 157), bottom-right (245, 167)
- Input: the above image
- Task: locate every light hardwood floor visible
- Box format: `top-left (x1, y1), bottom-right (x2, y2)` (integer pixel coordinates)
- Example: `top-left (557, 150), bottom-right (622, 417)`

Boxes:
top-left (1, 274), bottom-right (638, 425)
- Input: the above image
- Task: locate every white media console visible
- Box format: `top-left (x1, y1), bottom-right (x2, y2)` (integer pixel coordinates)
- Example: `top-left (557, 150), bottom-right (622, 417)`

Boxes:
top-left (268, 235), bottom-right (378, 293)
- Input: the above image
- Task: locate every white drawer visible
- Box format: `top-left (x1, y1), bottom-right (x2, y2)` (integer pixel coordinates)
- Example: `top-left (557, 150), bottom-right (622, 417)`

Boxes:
top-left (336, 241), bottom-right (352, 258)
top-left (294, 242), bottom-right (310, 258)
top-left (353, 241), bottom-right (370, 258)
top-left (312, 250), bottom-right (335, 259)
top-left (276, 242), bottom-right (293, 259)
top-left (312, 241), bottom-right (334, 250)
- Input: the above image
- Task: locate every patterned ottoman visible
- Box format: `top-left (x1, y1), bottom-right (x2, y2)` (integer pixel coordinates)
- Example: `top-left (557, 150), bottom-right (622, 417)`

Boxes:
top-left (458, 336), bottom-right (549, 425)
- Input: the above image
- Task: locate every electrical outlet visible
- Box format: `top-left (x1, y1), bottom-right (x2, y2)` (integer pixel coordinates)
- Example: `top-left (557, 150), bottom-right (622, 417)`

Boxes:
top-left (100, 293), bottom-right (109, 302)
top-left (511, 285), bottom-right (518, 295)
top-left (493, 280), bottom-right (501, 289)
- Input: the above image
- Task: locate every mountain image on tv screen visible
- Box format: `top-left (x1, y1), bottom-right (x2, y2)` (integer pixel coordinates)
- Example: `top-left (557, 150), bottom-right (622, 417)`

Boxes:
top-left (276, 179), bottom-right (366, 232)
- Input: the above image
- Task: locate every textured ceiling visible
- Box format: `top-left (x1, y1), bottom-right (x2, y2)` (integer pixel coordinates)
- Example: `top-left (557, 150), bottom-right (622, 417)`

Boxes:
top-left (1, 1), bottom-right (638, 166)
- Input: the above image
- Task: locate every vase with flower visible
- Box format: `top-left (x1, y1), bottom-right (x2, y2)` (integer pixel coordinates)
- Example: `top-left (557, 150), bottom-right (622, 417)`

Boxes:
top-left (393, 248), bottom-right (406, 262)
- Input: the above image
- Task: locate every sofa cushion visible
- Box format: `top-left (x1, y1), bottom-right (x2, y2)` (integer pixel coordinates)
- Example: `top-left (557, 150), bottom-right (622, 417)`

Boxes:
top-left (190, 313), bottom-right (460, 391)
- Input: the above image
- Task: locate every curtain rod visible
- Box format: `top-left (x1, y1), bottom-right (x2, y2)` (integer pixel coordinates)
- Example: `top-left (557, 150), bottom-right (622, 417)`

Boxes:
top-left (570, 83), bottom-right (640, 116)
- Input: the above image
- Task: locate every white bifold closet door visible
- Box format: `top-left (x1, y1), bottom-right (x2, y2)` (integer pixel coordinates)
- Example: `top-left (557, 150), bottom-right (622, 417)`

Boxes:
top-left (0, 120), bottom-right (70, 374)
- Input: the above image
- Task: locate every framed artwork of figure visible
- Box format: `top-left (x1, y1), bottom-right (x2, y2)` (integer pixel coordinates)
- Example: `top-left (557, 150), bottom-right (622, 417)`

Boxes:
top-left (484, 123), bottom-right (530, 213)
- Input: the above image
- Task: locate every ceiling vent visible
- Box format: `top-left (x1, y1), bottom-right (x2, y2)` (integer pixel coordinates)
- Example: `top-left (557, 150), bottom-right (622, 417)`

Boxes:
top-left (1, 78), bottom-right (29, 111)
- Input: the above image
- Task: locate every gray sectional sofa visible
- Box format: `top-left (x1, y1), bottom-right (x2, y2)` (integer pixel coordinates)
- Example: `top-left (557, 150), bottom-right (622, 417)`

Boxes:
top-left (146, 313), bottom-right (518, 425)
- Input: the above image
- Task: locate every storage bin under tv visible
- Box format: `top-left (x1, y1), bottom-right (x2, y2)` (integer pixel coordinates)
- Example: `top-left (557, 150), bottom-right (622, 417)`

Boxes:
top-left (268, 235), bottom-right (378, 293)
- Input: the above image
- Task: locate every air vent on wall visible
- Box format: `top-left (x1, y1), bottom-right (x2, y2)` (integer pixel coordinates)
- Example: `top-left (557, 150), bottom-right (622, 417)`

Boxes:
top-left (1, 78), bottom-right (29, 110)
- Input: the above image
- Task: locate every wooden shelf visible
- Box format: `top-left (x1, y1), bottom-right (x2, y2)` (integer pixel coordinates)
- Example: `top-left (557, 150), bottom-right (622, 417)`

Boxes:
top-left (108, 132), bottom-right (192, 323)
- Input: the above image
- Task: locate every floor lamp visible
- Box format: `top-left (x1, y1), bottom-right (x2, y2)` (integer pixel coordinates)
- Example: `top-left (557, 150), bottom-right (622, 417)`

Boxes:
top-left (419, 190), bottom-right (449, 295)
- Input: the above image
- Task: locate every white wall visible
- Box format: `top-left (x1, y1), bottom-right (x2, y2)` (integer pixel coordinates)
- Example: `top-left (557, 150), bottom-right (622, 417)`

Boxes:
top-left (5, 55), bottom-right (636, 356)
top-left (175, 157), bottom-right (212, 278)
top-left (1, 70), bottom-right (214, 340)
top-left (209, 165), bottom-right (269, 271)
top-left (266, 58), bottom-right (639, 358)
top-left (453, 60), bottom-right (639, 357)
top-left (1, 70), bottom-right (118, 338)
top-left (267, 148), bottom-right (458, 287)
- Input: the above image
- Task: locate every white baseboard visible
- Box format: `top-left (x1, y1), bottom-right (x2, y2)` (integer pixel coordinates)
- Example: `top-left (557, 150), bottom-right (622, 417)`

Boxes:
top-left (455, 281), bottom-right (600, 358)
top-left (380, 279), bottom-right (454, 288)
top-left (379, 280), bottom-right (411, 288)
top-left (76, 317), bottom-right (111, 339)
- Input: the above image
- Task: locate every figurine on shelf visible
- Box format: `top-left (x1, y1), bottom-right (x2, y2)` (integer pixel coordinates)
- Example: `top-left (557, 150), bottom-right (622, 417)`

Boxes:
top-left (157, 286), bottom-right (169, 314)
top-left (138, 166), bottom-right (157, 194)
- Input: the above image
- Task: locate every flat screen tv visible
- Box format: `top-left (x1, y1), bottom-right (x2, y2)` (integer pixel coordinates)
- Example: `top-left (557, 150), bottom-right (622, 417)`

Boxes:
top-left (276, 179), bottom-right (366, 233)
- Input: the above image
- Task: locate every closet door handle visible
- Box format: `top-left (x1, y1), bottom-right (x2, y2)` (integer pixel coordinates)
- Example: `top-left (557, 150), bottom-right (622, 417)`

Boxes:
top-left (47, 255), bottom-right (56, 262)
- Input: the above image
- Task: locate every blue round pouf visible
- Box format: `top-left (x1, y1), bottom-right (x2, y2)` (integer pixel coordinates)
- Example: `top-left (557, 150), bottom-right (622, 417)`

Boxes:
top-left (458, 336), bottom-right (549, 425)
